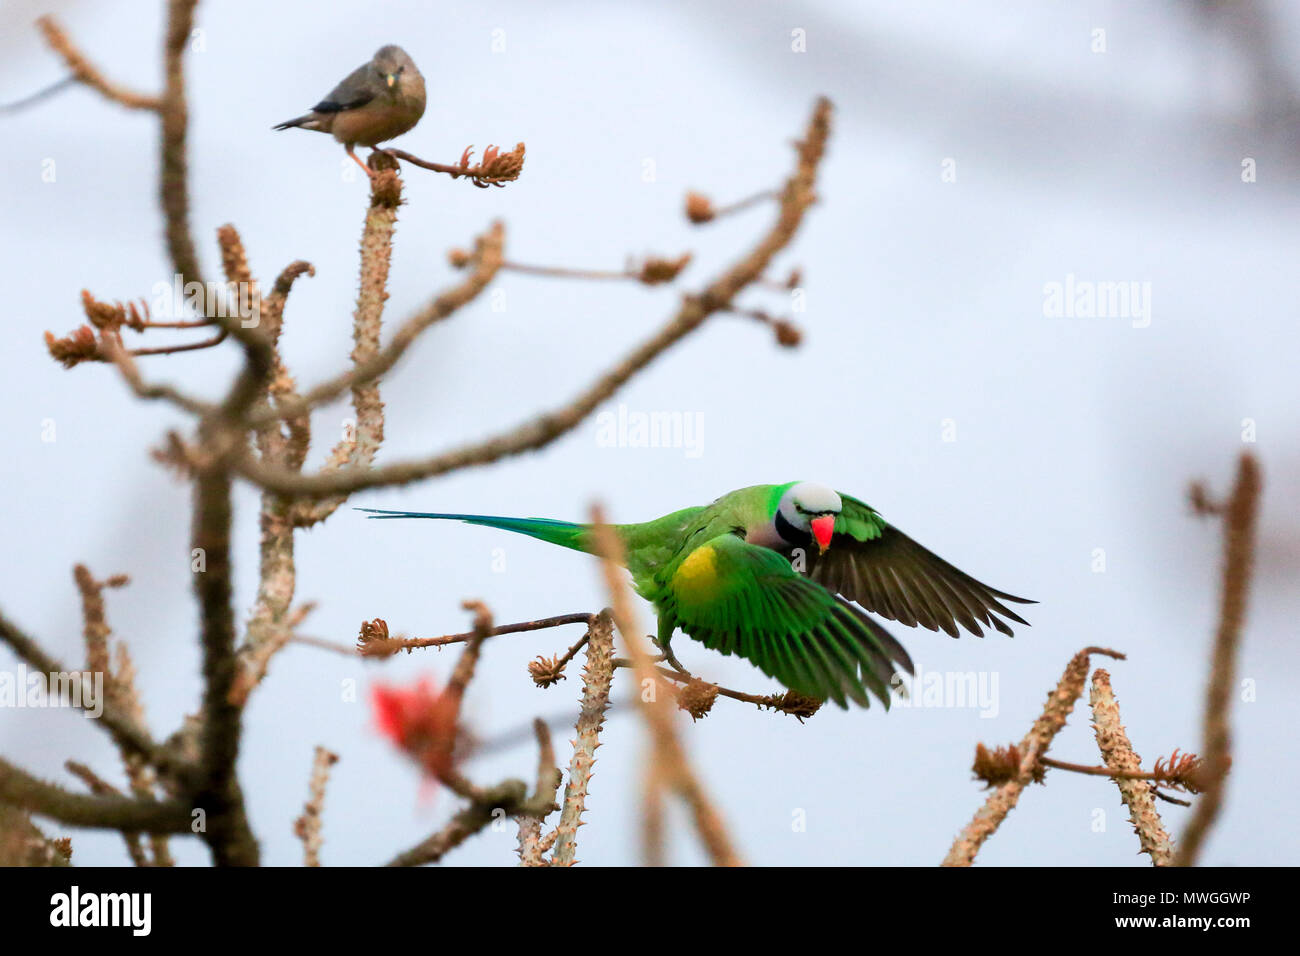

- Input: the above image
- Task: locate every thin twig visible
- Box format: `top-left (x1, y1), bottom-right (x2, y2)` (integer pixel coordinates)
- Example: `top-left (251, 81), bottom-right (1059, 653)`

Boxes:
top-left (36, 18), bottom-right (162, 111)
top-left (73, 565), bottom-right (122, 683)
top-left (647, 663), bottom-right (820, 718)
top-left (71, 568), bottom-right (174, 864)
top-left (1039, 757), bottom-right (1190, 787)
top-left (386, 143), bottom-right (525, 187)
top-left (684, 189), bottom-right (779, 224)
top-left (517, 719), bottom-right (562, 866)
top-left (293, 747), bottom-right (338, 867)
top-left (0, 76), bottom-right (76, 113)
top-left (1174, 453), bottom-right (1261, 866)
top-left (127, 331), bottom-right (228, 357)
top-left (101, 336), bottom-right (213, 415)
top-left (385, 780), bottom-right (528, 866)
top-left (109, 644), bottom-right (174, 866)
top-left (483, 253), bottom-right (691, 286)
top-left (358, 611), bottom-right (595, 658)
top-left (160, 0), bottom-right (204, 287)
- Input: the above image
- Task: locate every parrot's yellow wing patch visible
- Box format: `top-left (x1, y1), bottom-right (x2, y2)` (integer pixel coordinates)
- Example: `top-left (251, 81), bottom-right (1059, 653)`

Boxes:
top-left (671, 542), bottom-right (720, 600)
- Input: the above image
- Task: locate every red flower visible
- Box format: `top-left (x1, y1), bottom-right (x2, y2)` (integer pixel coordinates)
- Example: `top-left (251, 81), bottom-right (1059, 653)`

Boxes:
top-left (371, 677), bottom-right (462, 783)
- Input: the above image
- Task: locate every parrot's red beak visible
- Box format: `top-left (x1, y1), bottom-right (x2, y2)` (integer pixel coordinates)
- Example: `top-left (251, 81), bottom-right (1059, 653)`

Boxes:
top-left (810, 515), bottom-right (836, 554)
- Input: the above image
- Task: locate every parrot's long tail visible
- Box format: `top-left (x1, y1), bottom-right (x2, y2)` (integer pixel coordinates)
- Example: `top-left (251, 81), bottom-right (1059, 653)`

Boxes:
top-left (357, 509), bottom-right (593, 553)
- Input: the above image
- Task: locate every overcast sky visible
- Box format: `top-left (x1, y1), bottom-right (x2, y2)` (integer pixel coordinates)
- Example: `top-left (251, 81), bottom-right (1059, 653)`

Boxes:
top-left (2, 0), bottom-right (1297, 866)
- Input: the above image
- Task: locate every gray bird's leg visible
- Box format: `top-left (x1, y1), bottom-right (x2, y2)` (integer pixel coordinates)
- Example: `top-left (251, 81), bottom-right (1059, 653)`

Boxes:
top-left (346, 145), bottom-right (378, 179)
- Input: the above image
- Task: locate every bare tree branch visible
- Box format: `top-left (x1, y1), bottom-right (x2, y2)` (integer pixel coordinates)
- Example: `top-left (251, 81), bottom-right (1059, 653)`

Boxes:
top-left (0, 612), bottom-right (167, 772)
top-left (517, 719), bottom-right (562, 866)
top-left (36, 17), bottom-right (163, 111)
top-left (293, 747), bottom-right (338, 867)
top-left (550, 612), bottom-right (616, 866)
top-left (245, 221), bottom-right (505, 433)
top-left (160, 0), bottom-right (204, 287)
top-left (941, 646), bottom-right (1126, 867)
top-left (1174, 452), bottom-right (1262, 866)
top-left (356, 611), bottom-right (595, 658)
top-left (590, 509), bottom-right (743, 867)
top-left (230, 98), bottom-right (831, 498)
top-left (189, 462), bottom-right (258, 866)
top-left (1090, 669), bottom-right (1175, 865)
top-left (0, 757), bottom-right (191, 833)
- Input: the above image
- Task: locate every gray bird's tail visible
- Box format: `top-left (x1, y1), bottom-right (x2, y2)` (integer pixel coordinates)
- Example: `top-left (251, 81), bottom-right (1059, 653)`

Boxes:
top-left (273, 113), bottom-right (318, 131)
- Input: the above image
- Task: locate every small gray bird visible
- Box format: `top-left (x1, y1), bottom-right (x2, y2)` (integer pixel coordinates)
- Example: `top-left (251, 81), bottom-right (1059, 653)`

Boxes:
top-left (274, 45), bottom-right (426, 177)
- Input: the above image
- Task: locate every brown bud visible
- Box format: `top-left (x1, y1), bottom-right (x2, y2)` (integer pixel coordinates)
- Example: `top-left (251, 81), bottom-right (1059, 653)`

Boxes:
top-left (762, 690), bottom-right (822, 722)
top-left (972, 742), bottom-right (1043, 787)
top-left (973, 742), bottom-right (1018, 788)
top-left (357, 618), bottom-right (399, 657)
top-left (685, 191), bottom-right (714, 223)
top-left (676, 679), bottom-right (719, 720)
top-left (478, 142), bottom-right (526, 184)
top-left (1188, 483), bottom-right (1222, 516)
top-left (151, 432), bottom-right (198, 475)
top-left (1153, 748), bottom-right (1208, 794)
top-left (124, 299), bottom-right (149, 332)
top-left (773, 319), bottom-right (802, 348)
top-left (637, 253), bottom-right (692, 285)
top-left (45, 326), bottom-right (102, 368)
top-left (81, 290), bottom-right (126, 330)
top-left (528, 654), bottom-right (567, 688)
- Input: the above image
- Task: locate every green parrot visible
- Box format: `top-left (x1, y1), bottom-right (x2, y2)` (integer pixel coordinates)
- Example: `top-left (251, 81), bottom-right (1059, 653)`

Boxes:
top-left (358, 481), bottom-right (1033, 709)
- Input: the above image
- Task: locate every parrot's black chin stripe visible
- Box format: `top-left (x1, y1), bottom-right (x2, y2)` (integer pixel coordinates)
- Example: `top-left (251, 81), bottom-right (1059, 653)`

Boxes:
top-left (774, 508), bottom-right (810, 548)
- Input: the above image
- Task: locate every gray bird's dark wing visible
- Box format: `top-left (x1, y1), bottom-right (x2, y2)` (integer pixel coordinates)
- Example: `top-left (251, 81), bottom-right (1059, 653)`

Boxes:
top-left (312, 61), bottom-right (381, 113)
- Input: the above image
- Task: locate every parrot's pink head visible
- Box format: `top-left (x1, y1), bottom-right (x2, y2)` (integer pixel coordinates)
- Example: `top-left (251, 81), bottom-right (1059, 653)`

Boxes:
top-left (775, 481), bottom-right (842, 554)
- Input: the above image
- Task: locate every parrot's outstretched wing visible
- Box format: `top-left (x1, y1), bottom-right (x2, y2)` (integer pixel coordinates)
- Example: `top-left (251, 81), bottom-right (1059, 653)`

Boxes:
top-left (807, 494), bottom-right (1036, 638)
top-left (659, 533), bottom-right (913, 709)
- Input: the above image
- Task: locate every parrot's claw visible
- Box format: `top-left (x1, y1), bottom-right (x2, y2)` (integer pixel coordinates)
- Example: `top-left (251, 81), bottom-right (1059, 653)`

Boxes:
top-left (654, 639), bottom-right (688, 675)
